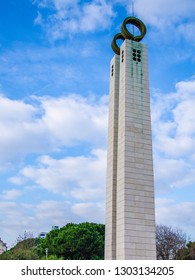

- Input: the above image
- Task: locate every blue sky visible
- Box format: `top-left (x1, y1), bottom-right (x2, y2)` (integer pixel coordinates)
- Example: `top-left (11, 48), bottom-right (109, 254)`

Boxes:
top-left (1, 0), bottom-right (195, 247)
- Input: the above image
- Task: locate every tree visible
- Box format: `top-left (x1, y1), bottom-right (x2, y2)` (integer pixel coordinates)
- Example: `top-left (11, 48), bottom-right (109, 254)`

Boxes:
top-left (1, 223), bottom-right (105, 260)
top-left (156, 224), bottom-right (187, 260)
top-left (37, 222), bottom-right (105, 260)
top-left (176, 241), bottom-right (195, 260)
top-left (0, 238), bottom-right (40, 260)
top-left (15, 231), bottom-right (34, 246)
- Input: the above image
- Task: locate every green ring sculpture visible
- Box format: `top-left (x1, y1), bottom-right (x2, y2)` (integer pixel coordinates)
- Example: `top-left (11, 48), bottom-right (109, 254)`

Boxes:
top-left (111, 16), bottom-right (147, 55)
top-left (121, 16), bottom-right (147, 42)
top-left (111, 33), bottom-right (125, 55)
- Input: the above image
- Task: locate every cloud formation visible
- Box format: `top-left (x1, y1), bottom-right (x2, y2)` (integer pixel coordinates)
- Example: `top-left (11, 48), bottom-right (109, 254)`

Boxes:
top-left (0, 94), bottom-right (108, 169)
top-left (0, 200), bottom-right (78, 247)
top-left (156, 199), bottom-right (195, 240)
top-left (152, 78), bottom-right (195, 192)
top-left (32, 0), bottom-right (195, 58)
top-left (1, 189), bottom-right (23, 200)
top-left (1, 0), bottom-right (195, 249)
top-left (34, 0), bottom-right (115, 40)
top-left (13, 149), bottom-right (107, 201)
top-left (129, 0), bottom-right (195, 28)
top-left (0, 92), bottom-right (107, 245)
top-left (1, 75), bottom-right (195, 245)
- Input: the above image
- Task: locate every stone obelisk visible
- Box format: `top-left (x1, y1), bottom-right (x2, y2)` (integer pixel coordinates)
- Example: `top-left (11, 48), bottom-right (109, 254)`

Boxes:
top-left (105, 17), bottom-right (156, 260)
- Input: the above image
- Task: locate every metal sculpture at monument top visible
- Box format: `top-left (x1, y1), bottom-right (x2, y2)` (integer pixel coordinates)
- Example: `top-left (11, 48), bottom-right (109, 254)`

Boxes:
top-left (111, 17), bottom-right (147, 55)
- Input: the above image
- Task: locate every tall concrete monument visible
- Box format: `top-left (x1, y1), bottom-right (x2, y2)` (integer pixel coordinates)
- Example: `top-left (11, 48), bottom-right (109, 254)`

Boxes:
top-left (105, 17), bottom-right (156, 260)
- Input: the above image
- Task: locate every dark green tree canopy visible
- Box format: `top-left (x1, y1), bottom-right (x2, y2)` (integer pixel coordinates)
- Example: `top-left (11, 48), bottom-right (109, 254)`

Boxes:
top-left (37, 222), bottom-right (105, 260)
top-left (176, 241), bottom-right (195, 260)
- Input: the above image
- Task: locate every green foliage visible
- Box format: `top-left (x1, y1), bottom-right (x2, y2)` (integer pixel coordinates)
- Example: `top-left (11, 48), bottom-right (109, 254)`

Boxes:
top-left (37, 222), bottom-right (105, 260)
top-left (1, 223), bottom-right (194, 260)
top-left (15, 231), bottom-right (34, 244)
top-left (40, 254), bottom-right (64, 260)
top-left (0, 223), bottom-right (104, 260)
top-left (176, 242), bottom-right (195, 260)
top-left (0, 238), bottom-right (40, 260)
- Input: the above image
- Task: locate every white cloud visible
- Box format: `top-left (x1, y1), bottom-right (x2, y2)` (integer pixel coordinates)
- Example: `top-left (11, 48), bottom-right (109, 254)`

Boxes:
top-left (152, 77), bottom-right (195, 193)
top-left (153, 156), bottom-right (195, 193)
top-left (0, 94), bottom-right (108, 169)
top-left (72, 202), bottom-right (105, 222)
top-left (80, 0), bottom-right (115, 32)
top-left (0, 95), bottom-right (50, 165)
top-left (0, 201), bottom-right (23, 219)
top-left (0, 95), bottom-right (35, 121)
top-left (1, 189), bottom-right (23, 200)
top-left (12, 149), bottom-right (107, 201)
top-left (0, 199), bottom-right (76, 247)
top-left (34, 11), bottom-right (43, 25)
top-left (34, 0), bottom-right (115, 40)
top-left (156, 198), bottom-right (195, 240)
top-left (129, 0), bottom-right (195, 28)
top-left (34, 200), bottom-right (72, 222)
top-left (33, 0), bottom-right (195, 35)
top-left (176, 79), bottom-right (195, 95)
top-left (40, 94), bottom-right (108, 147)
top-left (178, 22), bottom-right (195, 45)
top-left (0, 198), bottom-right (105, 247)
top-left (152, 78), bottom-right (195, 157)
top-left (112, 0), bottom-right (195, 49)
top-left (0, 92), bottom-right (107, 245)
